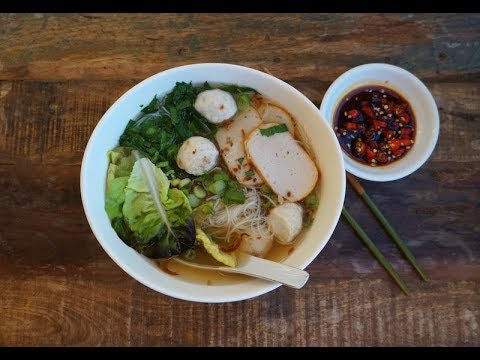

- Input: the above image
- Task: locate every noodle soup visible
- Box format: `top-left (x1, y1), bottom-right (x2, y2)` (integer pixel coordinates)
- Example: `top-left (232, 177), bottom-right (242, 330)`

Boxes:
top-left (103, 82), bottom-right (320, 285)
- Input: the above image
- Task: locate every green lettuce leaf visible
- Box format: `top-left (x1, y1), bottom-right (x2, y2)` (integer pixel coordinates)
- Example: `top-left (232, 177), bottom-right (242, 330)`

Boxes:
top-left (105, 147), bottom-right (136, 220)
top-left (121, 157), bottom-right (195, 258)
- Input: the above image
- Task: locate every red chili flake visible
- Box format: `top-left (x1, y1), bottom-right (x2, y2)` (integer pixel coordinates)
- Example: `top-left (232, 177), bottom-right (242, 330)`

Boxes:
top-left (361, 106), bottom-right (376, 119)
top-left (394, 103), bottom-right (408, 115)
top-left (372, 119), bottom-right (387, 130)
top-left (375, 151), bottom-right (389, 164)
top-left (345, 122), bottom-right (358, 130)
top-left (335, 87), bottom-right (415, 166)
top-left (354, 139), bottom-right (366, 155)
top-left (401, 127), bottom-right (413, 139)
top-left (366, 147), bottom-right (376, 159)
top-left (398, 112), bottom-right (411, 124)
top-left (392, 147), bottom-right (406, 157)
top-left (348, 109), bottom-right (360, 119)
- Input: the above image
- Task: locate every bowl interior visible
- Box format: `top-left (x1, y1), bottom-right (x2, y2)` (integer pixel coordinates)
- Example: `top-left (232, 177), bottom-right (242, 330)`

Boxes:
top-left (320, 63), bottom-right (439, 182)
top-left (81, 63), bottom-right (345, 302)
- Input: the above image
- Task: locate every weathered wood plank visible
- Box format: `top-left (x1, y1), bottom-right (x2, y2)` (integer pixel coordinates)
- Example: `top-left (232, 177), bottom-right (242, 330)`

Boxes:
top-left (0, 275), bottom-right (478, 346)
top-left (0, 14), bottom-right (479, 81)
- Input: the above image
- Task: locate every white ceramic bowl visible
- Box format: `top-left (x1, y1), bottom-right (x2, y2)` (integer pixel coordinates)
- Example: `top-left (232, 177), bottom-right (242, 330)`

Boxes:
top-left (320, 63), bottom-right (439, 182)
top-left (81, 63), bottom-right (345, 303)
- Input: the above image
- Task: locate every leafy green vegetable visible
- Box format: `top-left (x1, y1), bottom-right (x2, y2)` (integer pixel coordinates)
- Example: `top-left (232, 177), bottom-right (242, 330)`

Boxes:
top-left (302, 191), bottom-right (319, 229)
top-left (119, 82), bottom-right (218, 175)
top-left (223, 188), bottom-right (246, 205)
top-left (212, 172), bottom-right (230, 182)
top-left (219, 84), bottom-right (256, 113)
top-left (108, 155), bottom-right (196, 259)
top-left (105, 147), bottom-right (137, 221)
top-left (219, 84), bottom-right (256, 96)
top-left (260, 123), bottom-right (289, 137)
top-left (105, 177), bottom-right (129, 221)
top-left (200, 169), bottom-right (246, 205)
top-left (141, 95), bottom-right (159, 114)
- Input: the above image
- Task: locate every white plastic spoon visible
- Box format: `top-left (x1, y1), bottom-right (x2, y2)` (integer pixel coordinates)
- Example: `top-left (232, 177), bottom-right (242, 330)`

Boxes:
top-left (173, 252), bottom-right (309, 289)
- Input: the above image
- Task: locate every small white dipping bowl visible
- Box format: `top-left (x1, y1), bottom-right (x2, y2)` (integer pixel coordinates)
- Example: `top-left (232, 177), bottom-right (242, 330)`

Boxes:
top-left (81, 63), bottom-right (345, 303)
top-left (320, 63), bottom-right (439, 182)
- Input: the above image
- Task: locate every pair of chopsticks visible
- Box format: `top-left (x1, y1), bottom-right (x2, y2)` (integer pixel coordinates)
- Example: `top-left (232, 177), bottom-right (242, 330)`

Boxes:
top-left (342, 173), bottom-right (429, 295)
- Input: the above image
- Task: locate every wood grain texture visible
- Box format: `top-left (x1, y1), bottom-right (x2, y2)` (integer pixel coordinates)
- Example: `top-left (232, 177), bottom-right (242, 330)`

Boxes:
top-left (0, 13), bottom-right (479, 346)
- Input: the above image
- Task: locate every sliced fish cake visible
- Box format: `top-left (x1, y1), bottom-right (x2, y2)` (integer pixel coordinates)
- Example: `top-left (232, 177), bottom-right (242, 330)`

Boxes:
top-left (245, 123), bottom-right (319, 202)
top-left (257, 103), bottom-right (296, 134)
top-left (215, 106), bottom-right (263, 186)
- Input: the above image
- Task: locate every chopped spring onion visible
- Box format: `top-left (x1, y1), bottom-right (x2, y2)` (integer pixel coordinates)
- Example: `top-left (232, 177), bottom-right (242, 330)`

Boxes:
top-left (244, 170), bottom-right (255, 178)
top-left (179, 178), bottom-right (191, 188)
top-left (193, 185), bottom-right (207, 199)
top-left (182, 248), bottom-right (196, 260)
top-left (260, 123), bottom-right (288, 137)
top-left (212, 172), bottom-right (230, 182)
top-left (304, 192), bottom-right (319, 208)
top-left (171, 179), bottom-right (181, 187)
top-left (156, 161), bottom-right (169, 168)
top-left (187, 193), bottom-right (201, 208)
top-left (208, 180), bottom-right (227, 195)
top-left (197, 201), bottom-right (215, 215)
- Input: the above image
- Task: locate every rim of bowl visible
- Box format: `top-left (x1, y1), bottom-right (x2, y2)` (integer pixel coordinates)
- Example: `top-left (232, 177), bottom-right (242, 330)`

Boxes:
top-left (80, 63), bottom-right (345, 302)
top-left (320, 63), bottom-right (440, 182)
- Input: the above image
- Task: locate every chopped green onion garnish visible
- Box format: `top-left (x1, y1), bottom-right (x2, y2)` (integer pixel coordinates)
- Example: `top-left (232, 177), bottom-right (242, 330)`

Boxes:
top-left (208, 180), bottom-right (227, 195)
top-left (213, 172), bottom-right (230, 182)
top-left (304, 192), bottom-right (319, 208)
top-left (179, 178), bottom-right (191, 188)
top-left (237, 157), bottom-right (245, 165)
top-left (245, 170), bottom-right (255, 178)
top-left (183, 248), bottom-right (196, 260)
top-left (187, 193), bottom-right (201, 208)
top-left (193, 185), bottom-right (207, 199)
top-left (260, 123), bottom-right (288, 137)
top-left (156, 161), bottom-right (169, 168)
top-left (198, 201), bottom-right (215, 215)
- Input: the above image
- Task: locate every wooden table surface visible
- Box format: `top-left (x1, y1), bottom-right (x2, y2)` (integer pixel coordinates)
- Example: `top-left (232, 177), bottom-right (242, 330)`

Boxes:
top-left (0, 13), bottom-right (479, 347)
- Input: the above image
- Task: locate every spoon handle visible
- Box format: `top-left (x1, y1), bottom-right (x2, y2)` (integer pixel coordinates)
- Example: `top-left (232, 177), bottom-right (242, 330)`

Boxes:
top-left (228, 253), bottom-right (309, 289)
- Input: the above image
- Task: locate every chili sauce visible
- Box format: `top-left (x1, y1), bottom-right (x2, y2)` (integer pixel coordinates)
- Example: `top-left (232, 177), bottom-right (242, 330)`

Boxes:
top-left (334, 86), bottom-right (415, 166)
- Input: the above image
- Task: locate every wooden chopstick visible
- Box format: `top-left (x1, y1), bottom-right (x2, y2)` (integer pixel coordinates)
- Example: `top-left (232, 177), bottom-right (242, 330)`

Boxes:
top-left (346, 172), bottom-right (429, 281)
top-left (342, 206), bottom-right (411, 295)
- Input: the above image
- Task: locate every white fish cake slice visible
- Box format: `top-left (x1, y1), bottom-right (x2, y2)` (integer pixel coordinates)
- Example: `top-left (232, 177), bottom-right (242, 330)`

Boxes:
top-left (245, 123), bottom-right (319, 202)
top-left (257, 103), bottom-right (296, 134)
top-left (215, 106), bottom-right (263, 186)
